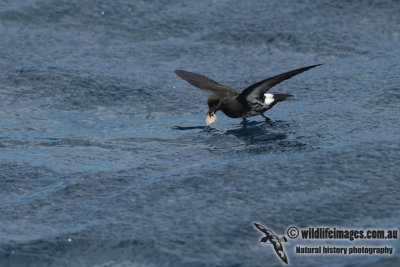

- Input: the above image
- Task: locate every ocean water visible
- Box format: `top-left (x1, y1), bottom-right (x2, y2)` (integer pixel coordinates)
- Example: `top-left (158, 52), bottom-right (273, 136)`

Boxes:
top-left (0, 0), bottom-right (399, 266)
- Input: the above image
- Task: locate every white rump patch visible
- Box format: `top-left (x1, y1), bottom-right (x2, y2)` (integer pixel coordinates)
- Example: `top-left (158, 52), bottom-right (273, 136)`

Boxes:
top-left (264, 93), bottom-right (275, 105)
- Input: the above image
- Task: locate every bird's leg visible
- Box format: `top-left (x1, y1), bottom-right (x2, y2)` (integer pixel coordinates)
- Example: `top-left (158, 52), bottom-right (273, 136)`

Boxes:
top-left (240, 117), bottom-right (248, 126)
top-left (261, 114), bottom-right (271, 121)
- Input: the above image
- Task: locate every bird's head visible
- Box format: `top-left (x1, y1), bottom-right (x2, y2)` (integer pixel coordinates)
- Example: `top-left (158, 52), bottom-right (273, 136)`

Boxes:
top-left (206, 95), bottom-right (222, 126)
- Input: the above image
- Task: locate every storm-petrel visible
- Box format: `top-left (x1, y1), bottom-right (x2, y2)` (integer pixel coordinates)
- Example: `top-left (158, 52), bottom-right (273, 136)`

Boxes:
top-left (254, 223), bottom-right (289, 264)
top-left (175, 64), bottom-right (321, 126)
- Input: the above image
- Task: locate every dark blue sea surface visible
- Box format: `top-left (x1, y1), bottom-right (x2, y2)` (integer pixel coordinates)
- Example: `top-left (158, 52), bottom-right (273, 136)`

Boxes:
top-left (0, 0), bottom-right (399, 266)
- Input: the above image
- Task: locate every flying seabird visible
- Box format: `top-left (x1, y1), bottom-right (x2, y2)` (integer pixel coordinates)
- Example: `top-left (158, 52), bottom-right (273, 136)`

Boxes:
top-left (254, 223), bottom-right (289, 264)
top-left (174, 64), bottom-right (321, 126)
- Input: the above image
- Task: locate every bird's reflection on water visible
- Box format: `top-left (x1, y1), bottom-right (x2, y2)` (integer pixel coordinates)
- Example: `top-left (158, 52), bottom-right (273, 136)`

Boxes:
top-left (171, 125), bottom-right (207, 131)
top-left (223, 120), bottom-right (289, 144)
top-left (171, 120), bottom-right (310, 153)
top-left (172, 120), bottom-right (286, 138)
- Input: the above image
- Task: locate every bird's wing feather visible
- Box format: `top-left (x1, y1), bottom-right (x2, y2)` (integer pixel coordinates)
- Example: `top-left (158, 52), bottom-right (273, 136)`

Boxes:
top-left (236, 64), bottom-right (322, 104)
top-left (274, 247), bottom-right (289, 264)
top-left (175, 70), bottom-right (238, 94)
top-left (253, 223), bottom-right (269, 234)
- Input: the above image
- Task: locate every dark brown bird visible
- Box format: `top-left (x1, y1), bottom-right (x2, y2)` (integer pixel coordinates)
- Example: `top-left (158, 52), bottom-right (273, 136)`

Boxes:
top-left (174, 64), bottom-right (321, 126)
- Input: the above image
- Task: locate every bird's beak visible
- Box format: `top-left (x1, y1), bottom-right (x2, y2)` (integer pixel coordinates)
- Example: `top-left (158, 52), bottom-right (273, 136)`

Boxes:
top-left (206, 111), bottom-right (217, 126)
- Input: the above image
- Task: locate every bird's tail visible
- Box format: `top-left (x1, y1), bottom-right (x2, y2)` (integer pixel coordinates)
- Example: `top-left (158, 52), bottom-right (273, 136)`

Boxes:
top-left (272, 94), bottom-right (293, 102)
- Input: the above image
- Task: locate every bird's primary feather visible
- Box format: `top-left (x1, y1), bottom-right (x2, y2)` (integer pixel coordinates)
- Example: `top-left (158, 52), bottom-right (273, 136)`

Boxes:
top-left (174, 70), bottom-right (239, 95)
top-left (236, 64), bottom-right (322, 104)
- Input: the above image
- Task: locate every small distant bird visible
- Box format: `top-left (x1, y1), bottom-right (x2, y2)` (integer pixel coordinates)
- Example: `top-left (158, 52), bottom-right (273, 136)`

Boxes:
top-left (175, 64), bottom-right (321, 126)
top-left (253, 223), bottom-right (289, 264)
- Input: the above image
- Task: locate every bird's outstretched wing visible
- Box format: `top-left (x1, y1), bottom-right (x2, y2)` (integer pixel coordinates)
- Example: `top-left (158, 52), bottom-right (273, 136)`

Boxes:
top-left (274, 246), bottom-right (289, 265)
top-left (253, 222), bottom-right (269, 234)
top-left (175, 70), bottom-right (239, 95)
top-left (236, 64), bottom-right (322, 104)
